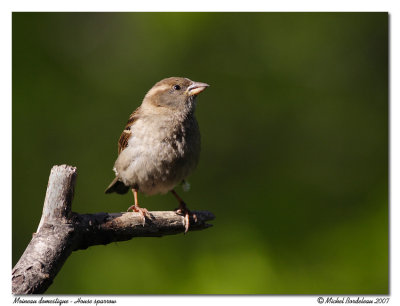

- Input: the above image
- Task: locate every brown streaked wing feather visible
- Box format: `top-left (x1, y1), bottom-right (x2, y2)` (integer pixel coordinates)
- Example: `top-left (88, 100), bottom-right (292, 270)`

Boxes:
top-left (117, 107), bottom-right (140, 155)
top-left (118, 130), bottom-right (131, 155)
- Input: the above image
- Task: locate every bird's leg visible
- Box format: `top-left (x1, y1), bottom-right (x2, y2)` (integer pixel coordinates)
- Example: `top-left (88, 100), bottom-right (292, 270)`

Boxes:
top-left (171, 189), bottom-right (197, 233)
top-left (127, 188), bottom-right (150, 226)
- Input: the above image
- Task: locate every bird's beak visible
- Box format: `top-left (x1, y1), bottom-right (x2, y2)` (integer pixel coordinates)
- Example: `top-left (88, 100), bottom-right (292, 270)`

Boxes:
top-left (187, 81), bottom-right (210, 96)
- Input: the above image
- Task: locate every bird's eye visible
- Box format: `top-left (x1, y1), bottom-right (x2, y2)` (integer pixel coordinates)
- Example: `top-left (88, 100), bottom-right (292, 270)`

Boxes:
top-left (173, 85), bottom-right (181, 90)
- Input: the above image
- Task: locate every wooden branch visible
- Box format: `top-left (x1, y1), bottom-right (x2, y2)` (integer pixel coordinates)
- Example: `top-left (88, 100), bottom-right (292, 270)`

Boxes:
top-left (12, 165), bottom-right (214, 294)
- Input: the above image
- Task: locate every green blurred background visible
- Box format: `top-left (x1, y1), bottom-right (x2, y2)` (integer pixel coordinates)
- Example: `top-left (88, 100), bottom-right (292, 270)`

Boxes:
top-left (12, 12), bottom-right (388, 294)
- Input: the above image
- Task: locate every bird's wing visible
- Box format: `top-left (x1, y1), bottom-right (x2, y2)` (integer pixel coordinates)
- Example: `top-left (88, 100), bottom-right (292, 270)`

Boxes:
top-left (118, 107), bottom-right (140, 155)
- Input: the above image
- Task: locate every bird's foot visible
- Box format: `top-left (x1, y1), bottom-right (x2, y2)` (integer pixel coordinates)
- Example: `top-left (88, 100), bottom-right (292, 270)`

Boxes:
top-left (127, 204), bottom-right (150, 226)
top-left (175, 203), bottom-right (197, 233)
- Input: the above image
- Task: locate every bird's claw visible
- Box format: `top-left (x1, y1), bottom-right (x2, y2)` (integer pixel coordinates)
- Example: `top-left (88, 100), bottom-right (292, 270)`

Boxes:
top-left (175, 206), bottom-right (197, 233)
top-left (127, 205), bottom-right (150, 226)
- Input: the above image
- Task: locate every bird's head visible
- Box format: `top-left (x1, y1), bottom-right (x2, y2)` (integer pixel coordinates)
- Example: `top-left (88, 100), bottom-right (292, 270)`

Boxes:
top-left (143, 77), bottom-right (209, 113)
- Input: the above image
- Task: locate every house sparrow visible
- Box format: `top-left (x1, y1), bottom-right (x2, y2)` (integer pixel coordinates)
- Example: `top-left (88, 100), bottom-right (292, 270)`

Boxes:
top-left (105, 77), bottom-right (209, 232)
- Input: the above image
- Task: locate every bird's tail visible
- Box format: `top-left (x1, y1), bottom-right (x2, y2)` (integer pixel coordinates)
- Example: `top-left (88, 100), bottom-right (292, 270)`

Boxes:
top-left (105, 177), bottom-right (130, 194)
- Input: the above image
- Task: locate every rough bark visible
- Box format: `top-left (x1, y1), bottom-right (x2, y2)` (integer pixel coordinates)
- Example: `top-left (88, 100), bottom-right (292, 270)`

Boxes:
top-left (12, 165), bottom-right (214, 294)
